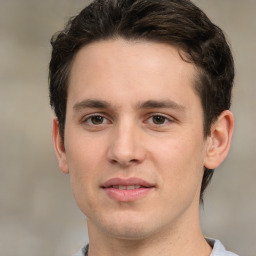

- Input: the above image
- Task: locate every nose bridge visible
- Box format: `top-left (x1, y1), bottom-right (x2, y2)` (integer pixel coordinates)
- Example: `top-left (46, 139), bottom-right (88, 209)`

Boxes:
top-left (107, 117), bottom-right (145, 166)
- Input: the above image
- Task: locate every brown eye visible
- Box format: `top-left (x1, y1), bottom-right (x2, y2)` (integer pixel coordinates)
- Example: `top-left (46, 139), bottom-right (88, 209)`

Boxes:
top-left (151, 115), bottom-right (167, 125)
top-left (86, 115), bottom-right (108, 125)
top-left (90, 116), bottom-right (104, 125)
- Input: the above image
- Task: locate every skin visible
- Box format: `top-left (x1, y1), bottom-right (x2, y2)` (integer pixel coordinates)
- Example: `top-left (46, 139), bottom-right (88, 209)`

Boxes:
top-left (53, 39), bottom-right (234, 256)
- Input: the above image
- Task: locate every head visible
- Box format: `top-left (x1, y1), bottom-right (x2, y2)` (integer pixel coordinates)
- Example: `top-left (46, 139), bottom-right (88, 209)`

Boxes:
top-left (49, 0), bottom-right (234, 202)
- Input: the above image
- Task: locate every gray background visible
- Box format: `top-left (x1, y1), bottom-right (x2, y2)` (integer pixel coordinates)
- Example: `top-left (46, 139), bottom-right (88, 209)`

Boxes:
top-left (0, 0), bottom-right (255, 255)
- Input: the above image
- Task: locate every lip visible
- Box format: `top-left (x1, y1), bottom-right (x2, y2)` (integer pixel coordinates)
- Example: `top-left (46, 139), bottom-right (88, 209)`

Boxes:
top-left (101, 177), bottom-right (155, 202)
top-left (102, 177), bottom-right (154, 188)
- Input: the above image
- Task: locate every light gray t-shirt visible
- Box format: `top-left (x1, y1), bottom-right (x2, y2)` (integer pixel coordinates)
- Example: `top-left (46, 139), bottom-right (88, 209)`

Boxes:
top-left (206, 239), bottom-right (239, 256)
top-left (73, 239), bottom-right (239, 256)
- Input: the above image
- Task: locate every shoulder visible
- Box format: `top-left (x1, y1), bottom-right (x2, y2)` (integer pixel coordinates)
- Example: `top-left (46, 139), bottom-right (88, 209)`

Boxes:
top-left (74, 240), bottom-right (239, 256)
top-left (207, 238), bottom-right (239, 256)
top-left (72, 244), bottom-right (88, 256)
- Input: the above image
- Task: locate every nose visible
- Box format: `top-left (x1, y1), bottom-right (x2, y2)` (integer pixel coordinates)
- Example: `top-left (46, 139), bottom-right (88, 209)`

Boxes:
top-left (107, 122), bottom-right (146, 167)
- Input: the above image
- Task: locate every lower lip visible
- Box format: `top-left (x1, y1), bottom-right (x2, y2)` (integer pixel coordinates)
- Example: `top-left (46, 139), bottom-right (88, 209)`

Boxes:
top-left (103, 187), bottom-right (154, 202)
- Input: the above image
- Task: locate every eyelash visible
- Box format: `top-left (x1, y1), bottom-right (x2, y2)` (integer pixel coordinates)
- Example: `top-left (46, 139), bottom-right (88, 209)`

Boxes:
top-left (82, 113), bottom-right (111, 126)
top-left (145, 113), bottom-right (174, 126)
top-left (81, 113), bottom-right (174, 128)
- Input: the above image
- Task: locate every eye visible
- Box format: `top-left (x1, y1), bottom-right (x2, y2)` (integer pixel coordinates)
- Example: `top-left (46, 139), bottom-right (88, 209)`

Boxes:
top-left (83, 114), bottom-right (110, 126)
top-left (146, 114), bottom-right (173, 126)
top-left (151, 115), bottom-right (168, 125)
top-left (89, 116), bottom-right (105, 125)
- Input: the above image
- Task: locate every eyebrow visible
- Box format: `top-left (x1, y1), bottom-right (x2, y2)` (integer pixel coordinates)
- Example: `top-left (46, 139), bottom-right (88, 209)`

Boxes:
top-left (73, 99), bottom-right (186, 112)
top-left (137, 100), bottom-right (186, 112)
top-left (73, 99), bottom-right (111, 111)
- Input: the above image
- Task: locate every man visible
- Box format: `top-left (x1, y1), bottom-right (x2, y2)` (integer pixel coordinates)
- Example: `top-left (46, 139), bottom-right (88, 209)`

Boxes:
top-left (49, 0), bottom-right (238, 255)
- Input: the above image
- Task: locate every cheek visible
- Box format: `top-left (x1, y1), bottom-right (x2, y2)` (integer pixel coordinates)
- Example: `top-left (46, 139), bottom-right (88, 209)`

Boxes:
top-left (152, 135), bottom-right (202, 166)
top-left (64, 135), bottom-right (105, 206)
top-left (65, 129), bottom-right (106, 170)
top-left (150, 135), bottom-right (205, 191)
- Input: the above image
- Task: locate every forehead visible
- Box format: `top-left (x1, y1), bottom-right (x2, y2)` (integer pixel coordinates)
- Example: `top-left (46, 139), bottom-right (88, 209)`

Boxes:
top-left (68, 38), bottom-right (199, 107)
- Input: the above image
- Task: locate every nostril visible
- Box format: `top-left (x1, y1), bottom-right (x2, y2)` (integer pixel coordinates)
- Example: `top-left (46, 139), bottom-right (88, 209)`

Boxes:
top-left (109, 158), bottom-right (139, 166)
top-left (110, 159), bottom-right (118, 164)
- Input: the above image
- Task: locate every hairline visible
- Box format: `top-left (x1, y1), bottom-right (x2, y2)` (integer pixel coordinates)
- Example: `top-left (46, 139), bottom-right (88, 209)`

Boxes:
top-left (61, 36), bottom-right (207, 139)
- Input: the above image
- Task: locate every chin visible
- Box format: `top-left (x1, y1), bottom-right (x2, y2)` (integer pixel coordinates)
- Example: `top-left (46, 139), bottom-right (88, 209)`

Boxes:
top-left (93, 212), bottom-right (164, 241)
top-left (105, 224), bottom-right (154, 241)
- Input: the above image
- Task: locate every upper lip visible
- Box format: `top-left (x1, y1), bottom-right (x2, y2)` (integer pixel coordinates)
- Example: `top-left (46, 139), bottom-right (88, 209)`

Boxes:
top-left (102, 177), bottom-right (154, 188)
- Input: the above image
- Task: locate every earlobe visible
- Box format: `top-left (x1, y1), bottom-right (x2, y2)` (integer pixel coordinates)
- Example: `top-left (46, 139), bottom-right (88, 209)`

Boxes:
top-left (204, 110), bottom-right (234, 170)
top-left (52, 118), bottom-right (69, 174)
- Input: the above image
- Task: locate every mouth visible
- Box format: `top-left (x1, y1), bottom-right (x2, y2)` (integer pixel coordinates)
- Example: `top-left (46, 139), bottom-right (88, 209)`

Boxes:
top-left (101, 177), bottom-right (155, 202)
top-left (111, 185), bottom-right (142, 190)
top-left (102, 177), bottom-right (154, 188)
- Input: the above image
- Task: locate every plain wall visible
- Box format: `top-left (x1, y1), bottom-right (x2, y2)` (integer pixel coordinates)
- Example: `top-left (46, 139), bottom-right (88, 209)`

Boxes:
top-left (0, 0), bottom-right (255, 255)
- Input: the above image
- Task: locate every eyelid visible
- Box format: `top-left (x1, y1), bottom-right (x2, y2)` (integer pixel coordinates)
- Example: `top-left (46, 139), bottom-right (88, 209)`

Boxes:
top-left (147, 112), bottom-right (174, 120)
top-left (81, 112), bottom-right (112, 125)
top-left (144, 112), bottom-right (175, 125)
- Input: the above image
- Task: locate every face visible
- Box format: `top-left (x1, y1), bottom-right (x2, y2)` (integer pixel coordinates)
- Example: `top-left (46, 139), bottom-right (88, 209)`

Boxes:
top-left (55, 39), bottom-right (211, 240)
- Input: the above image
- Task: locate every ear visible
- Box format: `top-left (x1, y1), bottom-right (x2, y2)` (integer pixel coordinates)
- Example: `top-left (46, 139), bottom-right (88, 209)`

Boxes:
top-left (204, 110), bottom-right (234, 169)
top-left (52, 118), bottom-right (69, 174)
